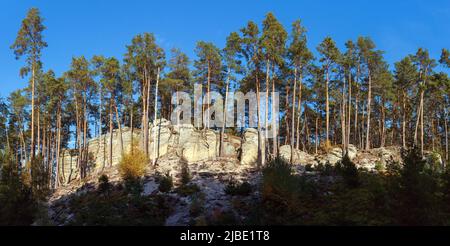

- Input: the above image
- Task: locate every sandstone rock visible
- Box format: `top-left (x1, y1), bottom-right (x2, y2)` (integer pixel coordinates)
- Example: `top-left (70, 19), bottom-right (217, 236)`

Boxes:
top-left (279, 145), bottom-right (315, 165)
top-left (347, 145), bottom-right (358, 160)
top-left (240, 128), bottom-right (259, 166)
top-left (180, 130), bottom-right (218, 163)
top-left (149, 120), bottom-right (173, 159)
top-left (316, 147), bottom-right (344, 166)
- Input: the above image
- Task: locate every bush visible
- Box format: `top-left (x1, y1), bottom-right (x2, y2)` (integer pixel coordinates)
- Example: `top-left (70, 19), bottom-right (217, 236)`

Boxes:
top-left (305, 164), bottom-right (314, 172)
top-left (261, 157), bottom-right (300, 215)
top-left (336, 154), bottom-right (360, 188)
top-left (119, 146), bottom-right (148, 180)
top-left (374, 161), bottom-right (384, 172)
top-left (224, 179), bottom-right (252, 196)
top-left (176, 183), bottom-right (200, 196)
top-left (189, 193), bottom-right (205, 217)
top-left (124, 177), bottom-right (144, 196)
top-left (396, 147), bottom-right (442, 225)
top-left (0, 153), bottom-right (37, 225)
top-left (29, 155), bottom-right (50, 201)
top-left (179, 159), bottom-right (192, 185)
top-left (69, 188), bottom-right (172, 226)
top-left (98, 174), bottom-right (111, 194)
top-left (320, 140), bottom-right (333, 153)
top-left (158, 172), bottom-right (173, 193)
top-left (316, 162), bottom-right (334, 176)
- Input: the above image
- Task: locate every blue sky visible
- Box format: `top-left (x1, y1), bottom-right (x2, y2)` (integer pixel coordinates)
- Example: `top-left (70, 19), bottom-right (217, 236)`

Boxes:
top-left (1, 0), bottom-right (449, 98)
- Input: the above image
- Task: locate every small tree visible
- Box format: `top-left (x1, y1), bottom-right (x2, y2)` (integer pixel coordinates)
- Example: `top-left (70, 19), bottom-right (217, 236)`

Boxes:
top-left (336, 154), bottom-right (360, 188)
top-left (118, 146), bottom-right (148, 180)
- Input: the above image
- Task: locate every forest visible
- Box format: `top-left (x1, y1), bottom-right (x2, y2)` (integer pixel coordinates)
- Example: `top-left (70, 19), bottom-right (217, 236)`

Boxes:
top-left (0, 8), bottom-right (450, 226)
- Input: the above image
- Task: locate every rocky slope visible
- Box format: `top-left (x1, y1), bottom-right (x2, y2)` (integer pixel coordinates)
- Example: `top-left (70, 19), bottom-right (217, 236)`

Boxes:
top-left (49, 119), bottom-right (444, 225)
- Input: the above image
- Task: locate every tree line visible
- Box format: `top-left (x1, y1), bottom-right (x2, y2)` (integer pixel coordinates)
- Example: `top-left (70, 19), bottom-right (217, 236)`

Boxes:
top-left (0, 8), bottom-right (449, 188)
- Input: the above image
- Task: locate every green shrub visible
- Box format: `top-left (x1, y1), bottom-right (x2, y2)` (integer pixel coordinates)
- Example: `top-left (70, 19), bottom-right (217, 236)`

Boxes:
top-left (305, 164), bottom-right (314, 172)
top-left (180, 159), bottom-right (192, 185)
top-left (158, 172), bottom-right (173, 193)
top-left (0, 152), bottom-right (37, 225)
top-left (396, 147), bottom-right (442, 225)
top-left (189, 193), bottom-right (205, 217)
top-left (124, 177), bottom-right (143, 196)
top-left (98, 174), bottom-right (111, 194)
top-left (374, 161), bottom-right (385, 172)
top-left (69, 189), bottom-right (172, 226)
top-left (224, 180), bottom-right (252, 196)
top-left (261, 157), bottom-right (300, 215)
top-left (336, 154), bottom-right (360, 188)
top-left (176, 183), bottom-right (200, 196)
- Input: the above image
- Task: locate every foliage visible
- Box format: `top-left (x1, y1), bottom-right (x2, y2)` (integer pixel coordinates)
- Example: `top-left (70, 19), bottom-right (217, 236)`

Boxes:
top-left (0, 153), bottom-right (37, 225)
top-left (98, 174), bottom-right (111, 194)
top-left (189, 193), bottom-right (205, 217)
top-left (179, 159), bottom-right (192, 185)
top-left (118, 146), bottom-right (148, 180)
top-left (176, 183), bottom-right (200, 197)
top-left (69, 183), bottom-right (172, 226)
top-left (245, 147), bottom-right (450, 226)
top-left (335, 154), bottom-right (360, 188)
top-left (224, 179), bottom-right (253, 196)
top-left (157, 172), bottom-right (173, 193)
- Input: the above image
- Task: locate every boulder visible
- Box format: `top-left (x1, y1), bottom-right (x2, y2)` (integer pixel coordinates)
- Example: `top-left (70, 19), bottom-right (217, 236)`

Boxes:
top-left (279, 145), bottom-right (315, 165)
top-left (316, 147), bottom-right (344, 166)
top-left (180, 130), bottom-right (218, 163)
top-left (315, 145), bottom-right (358, 166)
top-left (240, 128), bottom-right (259, 166)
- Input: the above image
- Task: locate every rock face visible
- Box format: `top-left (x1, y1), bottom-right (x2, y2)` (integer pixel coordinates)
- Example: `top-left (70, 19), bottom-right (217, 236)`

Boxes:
top-left (58, 119), bottom-right (241, 184)
top-left (279, 145), bottom-right (315, 165)
top-left (352, 146), bottom-right (401, 170)
top-left (315, 145), bottom-right (358, 166)
top-left (240, 128), bottom-right (259, 166)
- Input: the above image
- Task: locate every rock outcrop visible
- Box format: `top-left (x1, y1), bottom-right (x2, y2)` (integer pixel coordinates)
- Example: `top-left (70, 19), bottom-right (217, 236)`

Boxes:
top-left (58, 119), bottom-right (242, 184)
top-left (279, 145), bottom-right (315, 165)
top-left (240, 128), bottom-right (260, 166)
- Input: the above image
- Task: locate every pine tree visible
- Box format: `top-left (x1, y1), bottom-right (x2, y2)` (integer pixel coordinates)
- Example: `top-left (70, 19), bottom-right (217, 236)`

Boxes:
top-left (11, 8), bottom-right (47, 159)
top-left (317, 37), bottom-right (341, 148)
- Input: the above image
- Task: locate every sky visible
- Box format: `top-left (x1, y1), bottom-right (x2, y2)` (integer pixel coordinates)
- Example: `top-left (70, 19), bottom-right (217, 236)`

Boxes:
top-left (1, 0), bottom-right (450, 98)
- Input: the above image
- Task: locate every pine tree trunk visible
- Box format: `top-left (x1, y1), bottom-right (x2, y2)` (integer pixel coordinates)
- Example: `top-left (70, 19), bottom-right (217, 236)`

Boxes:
top-left (115, 104), bottom-right (124, 155)
top-left (256, 74), bottom-right (264, 167)
top-left (365, 72), bottom-right (372, 150)
top-left (265, 59), bottom-right (270, 145)
top-left (109, 97), bottom-right (113, 167)
top-left (55, 105), bottom-right (61, 188)
top-left (420, 90), bottom-right (425, 156)
top-left (326, 69), bottom-right (330, 145)
top-left (220, 69), bottom-right (230, 157)
top-left (290, 67), bottom-right (297, 163)
top-left (152, 67), bottom-right (161, 166)
top-left (315, 117), bottom-right (319, 154)
top-left (205, 63), bottom-right (211, 129)
top-left (296, 73), bottom-right (303, 150)
top-left (402, 92), bottom-right (407, 148)
top-left (31, 64), bottom-right (36, 159)
top-left (347, 72), bottom-right (352, 150)
top-left (271, 65), bottom-right (277, 157)
top-left (130, 100), bottom-right (134, 151)
top-left (37, 108), bottom-right (40, 155)
top-left (444, 107), bottom-right (448, 162)
top-left (341, 76), bottom-right (346, 152)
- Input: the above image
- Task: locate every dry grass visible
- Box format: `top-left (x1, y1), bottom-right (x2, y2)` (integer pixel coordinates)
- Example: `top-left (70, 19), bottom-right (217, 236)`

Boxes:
top-left (118, 146), bottom-right (148, 180)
